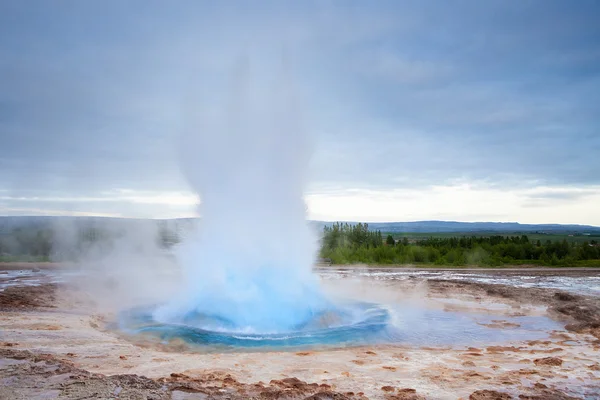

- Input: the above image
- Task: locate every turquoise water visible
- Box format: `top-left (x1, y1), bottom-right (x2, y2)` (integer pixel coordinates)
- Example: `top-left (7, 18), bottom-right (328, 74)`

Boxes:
top-left (118, 302), bottom-right (389, 349)
top-left (117, 301), bottom-right (562, 351)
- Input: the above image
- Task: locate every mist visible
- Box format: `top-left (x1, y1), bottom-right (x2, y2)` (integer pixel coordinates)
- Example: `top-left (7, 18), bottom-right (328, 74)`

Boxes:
top-left (151, 58), bottom-right (328, 333)
top-left (47, 217), bottom-right (180, 312)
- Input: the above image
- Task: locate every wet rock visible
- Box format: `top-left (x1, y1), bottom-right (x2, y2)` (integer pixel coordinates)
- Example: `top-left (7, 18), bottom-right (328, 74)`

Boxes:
top-left (1, 348), bottom-right (168, 399)
top-left (462, 361), bottom-right (476, 367)
top-left (304, 391), bottom-right (352, 399)
top-left (553, 302), bottom-right (600, 338)
top-left (429, 278), bottom-right (600, 340)
top-left (479, 320), bottom-right (520, 329)
top-left (385, 388), bottom-right (425, 400)
top-left (381, 386), bottom-right (395, 392)
top-left (554, 292), bottom-right (576, 302)
top-left (529, 347), bottom-right (563, 354)
top-left (487, 346), bottom-right (522, 353)
top-left (533, 357), bottom-right (563, 366)
top-left (270, 377), bottom-right (319, 390)
top-left (110, 374), bottom-right (162, 390)
top-left (1, 349), bottom-right (356, 400)
top-left (260, 377), bottom-right (357, 399)
top-left (469, 389), bottom-right (512, 400)
top-left (527, 340), bottom-right (552, 346)
top-left (518, 388), bottom-right (582, 400)
top-left (0, 284), bottom-right (57, 311)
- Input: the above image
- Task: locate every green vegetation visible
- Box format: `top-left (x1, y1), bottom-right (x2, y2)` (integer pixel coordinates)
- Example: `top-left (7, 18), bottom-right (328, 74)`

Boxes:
top-left (0, 223), bottom-right (180, 262)
top-left (388, 231), bottom-right (600, 244)
top-left (319, 222), bottom-right (600, 267)
top-left (0, 227), bottom-right (53, 261)
top-left (2, 220), bottom-right (599, 267)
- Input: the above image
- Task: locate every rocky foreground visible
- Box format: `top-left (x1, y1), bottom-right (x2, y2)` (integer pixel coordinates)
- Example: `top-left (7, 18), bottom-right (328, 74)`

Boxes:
top-left (1, 272), bottom-right (599, 399)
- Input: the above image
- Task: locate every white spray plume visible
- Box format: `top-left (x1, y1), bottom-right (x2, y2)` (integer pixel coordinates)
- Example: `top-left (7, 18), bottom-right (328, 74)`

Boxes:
top-left (153, 57), bottom-right (327, 332)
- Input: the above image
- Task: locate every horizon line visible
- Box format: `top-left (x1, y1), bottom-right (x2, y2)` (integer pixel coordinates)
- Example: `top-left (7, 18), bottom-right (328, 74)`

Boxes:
top-left (1, 214), bottom-right (599, 229)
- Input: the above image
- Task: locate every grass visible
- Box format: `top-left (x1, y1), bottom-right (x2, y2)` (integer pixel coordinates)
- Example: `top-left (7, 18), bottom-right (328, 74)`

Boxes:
top-left (326, 261), bottom-right (600, 268)
top-left (0, 255), bottom-right (51, 263)
top-left (387, 231), bottom-right (600, 244)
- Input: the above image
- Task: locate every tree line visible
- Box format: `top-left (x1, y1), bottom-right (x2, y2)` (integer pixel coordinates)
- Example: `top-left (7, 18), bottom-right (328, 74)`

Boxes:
top-left (0, 228), bottom-right (53, 261)
top-left (0, 224), bottom-right (180, 262)
top-left (2, 221), bottom-right (599, 266)
top-left (319, 222), bottom-right (600, 266)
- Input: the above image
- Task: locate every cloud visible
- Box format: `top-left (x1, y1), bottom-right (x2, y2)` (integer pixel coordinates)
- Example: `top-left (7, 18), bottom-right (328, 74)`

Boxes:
top-left (527, 189), bottom-right (594, 202)
top-left (355, 50), bottom-right (455, 85)
top-left (306, 184), bottom-right (600, 225)
top-left (0, 1), bottom-right (599, 220)
top-left (0, 191), bottom-right (198, 219)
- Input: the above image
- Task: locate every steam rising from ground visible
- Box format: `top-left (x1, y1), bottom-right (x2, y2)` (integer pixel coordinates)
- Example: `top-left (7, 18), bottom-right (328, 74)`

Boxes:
top-left (152, 59), bottom-right (327, 332)
top-left (50, 218), bottom-right (180, 311)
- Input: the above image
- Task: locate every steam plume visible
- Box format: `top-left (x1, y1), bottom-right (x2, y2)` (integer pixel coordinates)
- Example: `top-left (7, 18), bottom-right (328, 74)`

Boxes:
top-left (153, 57), bottom-right (327, 332)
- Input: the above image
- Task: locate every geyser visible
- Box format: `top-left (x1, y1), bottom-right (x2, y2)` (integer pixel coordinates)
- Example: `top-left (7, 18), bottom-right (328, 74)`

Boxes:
top-left (116, 61), bottom-right (558, 351)
top-left (151, 59), bottom-right (334, 334)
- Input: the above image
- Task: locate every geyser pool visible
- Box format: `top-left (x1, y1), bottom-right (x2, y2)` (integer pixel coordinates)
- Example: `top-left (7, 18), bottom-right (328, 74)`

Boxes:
top-left (117, 299), bottom-right (561, 351)
top-left (119, 301), bottom-right (391, 349)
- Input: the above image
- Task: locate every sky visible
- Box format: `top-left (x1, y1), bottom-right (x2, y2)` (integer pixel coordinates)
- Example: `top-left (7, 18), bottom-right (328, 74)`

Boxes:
top-left (1, 1), bottom-right (599, 224)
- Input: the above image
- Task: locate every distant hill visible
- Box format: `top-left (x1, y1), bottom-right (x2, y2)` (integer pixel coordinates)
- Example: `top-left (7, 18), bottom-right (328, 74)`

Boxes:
top-left (1, 216), bottom-right (599, 234)
top-left (0, 216), bottom-right (192, 235)
top-left (311, 220), bottom-right (600, 234)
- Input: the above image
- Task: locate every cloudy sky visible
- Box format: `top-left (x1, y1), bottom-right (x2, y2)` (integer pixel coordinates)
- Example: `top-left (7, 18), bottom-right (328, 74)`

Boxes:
top-left (1, 1), bottom-right (599, 224)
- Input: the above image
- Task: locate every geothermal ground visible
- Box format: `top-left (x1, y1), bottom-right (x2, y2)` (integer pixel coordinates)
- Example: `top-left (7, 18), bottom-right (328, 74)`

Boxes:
top-left (1, 265), bottom-right (600, 399)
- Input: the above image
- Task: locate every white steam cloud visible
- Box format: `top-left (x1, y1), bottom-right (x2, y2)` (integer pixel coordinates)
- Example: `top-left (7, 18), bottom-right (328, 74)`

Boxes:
top-left (153, 57), bottom-right (327, 332)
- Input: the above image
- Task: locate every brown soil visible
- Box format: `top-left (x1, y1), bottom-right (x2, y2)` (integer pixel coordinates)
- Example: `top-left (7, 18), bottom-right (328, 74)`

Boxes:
top-left (469, 390), bottom-right (512, 400)
top-left (533, 357), bottom-right (563, 366)
top-left (0, 262), bottom-right (63, 270)
top-left (0, 348), bottom-right (362, 400)
top-left (0, 283), bottom-right (57, 311)
top-left (2, 278), bottom-right (597, 399)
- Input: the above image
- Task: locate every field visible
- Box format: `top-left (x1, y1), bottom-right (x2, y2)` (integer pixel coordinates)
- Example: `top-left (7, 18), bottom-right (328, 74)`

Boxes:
top-left (321, 224), bottom-right (600, 267)
top-left (2, 264), bottom-right (599, 399)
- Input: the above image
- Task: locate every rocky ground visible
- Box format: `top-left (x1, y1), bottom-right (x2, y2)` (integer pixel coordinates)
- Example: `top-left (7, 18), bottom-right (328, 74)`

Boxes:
top-left (424, 279), bottom-right (600, 340)
top-left (1, 269), bottom-right (599, 399)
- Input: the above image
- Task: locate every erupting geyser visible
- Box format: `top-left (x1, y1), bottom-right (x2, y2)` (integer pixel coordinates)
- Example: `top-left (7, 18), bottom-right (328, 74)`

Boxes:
top-left (115, 58), bottom-right (391, 348)
top-left (152, 59), bottom-right (327, 333)
top-left (116, 60), bottom-right (561, 349)
top-left (116, 58), bottom-right (391, 349)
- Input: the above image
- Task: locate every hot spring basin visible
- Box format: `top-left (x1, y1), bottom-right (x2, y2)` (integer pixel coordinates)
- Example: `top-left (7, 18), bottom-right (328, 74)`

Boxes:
top-left (117, 301), bottom-right (562, 351)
